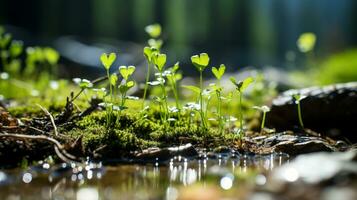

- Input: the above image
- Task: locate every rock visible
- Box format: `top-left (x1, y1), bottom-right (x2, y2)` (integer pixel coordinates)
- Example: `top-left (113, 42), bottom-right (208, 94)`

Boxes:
top-left (256, 151), bottom-right (357, 200)
top-left (266, 82), bottom-right (357, 142)
top-left (253, 132), bottom-right (336, 155)
top-left (134, 143), bottom-right (198, 162)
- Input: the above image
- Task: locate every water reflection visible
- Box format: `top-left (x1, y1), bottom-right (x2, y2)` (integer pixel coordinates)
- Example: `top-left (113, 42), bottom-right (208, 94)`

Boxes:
top-left (0, 153), bottom-right (289, 200)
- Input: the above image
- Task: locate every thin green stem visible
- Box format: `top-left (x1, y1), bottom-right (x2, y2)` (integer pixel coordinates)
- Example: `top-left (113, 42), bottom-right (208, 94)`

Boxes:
top-left (239, 92), bottom-right (243, 133)
top-left (142, 61), bottom-right (151, 109)
top-left (199, 70), bottom-right (207, 129)
top-left (261, 111), bottom-right (266, 131)
top-left (297, 102), bottom-right (304, 128)
top-left (159, 71), bottom-right (168, 122)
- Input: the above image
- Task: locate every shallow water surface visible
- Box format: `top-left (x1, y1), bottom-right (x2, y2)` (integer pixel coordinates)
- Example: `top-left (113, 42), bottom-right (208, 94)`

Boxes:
top-left (0, 153), bottom-right (289, 200)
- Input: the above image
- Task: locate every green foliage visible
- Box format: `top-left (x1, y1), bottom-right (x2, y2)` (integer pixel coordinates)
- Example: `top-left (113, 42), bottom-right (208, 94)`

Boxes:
top-left (145, 23), bottom-right (162, 38)
top-left (100, 53), bottom-right (116, 70)
top-left (230, 76), bottom-right (254, 134)
top-left (212, 64), bottom-right (226, 80)
top-left (317, 49), bottom-right (357, 85)
top-left (297, 32), bottom-right (316, 53)
top-left (191, 53), bottom-right (210, 72)
top-left (211, 64), bottom-right (226, 134)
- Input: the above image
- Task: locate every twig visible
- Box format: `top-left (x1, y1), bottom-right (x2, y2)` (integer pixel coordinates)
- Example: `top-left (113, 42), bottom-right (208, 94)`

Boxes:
top-left (36, 104), bottom-right (58, 136)
top-left (0, 132), bottom-right (79, 163)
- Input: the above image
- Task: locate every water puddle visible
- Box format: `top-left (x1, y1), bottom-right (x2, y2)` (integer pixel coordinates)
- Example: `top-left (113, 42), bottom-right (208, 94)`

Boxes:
top-left (0, 153), bottom-right (289, 200)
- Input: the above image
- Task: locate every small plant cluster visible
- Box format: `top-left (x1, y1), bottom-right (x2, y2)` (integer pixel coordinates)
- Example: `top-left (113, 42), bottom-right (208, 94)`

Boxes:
top-left (71, 24), bottom-right (270, 137)
top-left (0, 26), bottom-right (60, 98)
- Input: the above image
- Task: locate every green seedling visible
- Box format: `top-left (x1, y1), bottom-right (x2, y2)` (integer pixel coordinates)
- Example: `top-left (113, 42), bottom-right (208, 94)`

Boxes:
top-left (118, 65), bottom-right (136, 111)
top-left (191, 53), bottom-right (210, 129)
top-left (100, 53), bottom-right (116, 99)
top-left (151, 52), bottom-right (169, 123)
top-left (145, 23), bottom-right (163, 49)
top-left (211, 64), bottom-right (226, 134)
top-left (230, 76), bottom-right (254, 134)
top-left (253, 105), bottom-right (271, 132)
top-left (100, 52), bottom-right (116, 127)
top-left (166, 62), bottom-right (182, 110)
top-left (293, 93), bottom-right (305, 129)
top-left (142, 46), bottom-right (159, 109)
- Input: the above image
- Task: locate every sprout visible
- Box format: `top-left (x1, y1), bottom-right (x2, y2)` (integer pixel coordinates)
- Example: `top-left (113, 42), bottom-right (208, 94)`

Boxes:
top-left (297, 32), bottom-right (316, 53)
top-left (230, 76), bottom-right (254, 134)
top-left (293, 93), bottom-right (306, 129)
top-left (190, 53), bottom-right (210, 130)
top-left (119, 65), bottom-right (135, 80)
top-left (253, 105), bottom-right (271, 132)
top-left (212, 64), bottom-right (226, 134)
top-left (100, 53), bottom-right (116, 70)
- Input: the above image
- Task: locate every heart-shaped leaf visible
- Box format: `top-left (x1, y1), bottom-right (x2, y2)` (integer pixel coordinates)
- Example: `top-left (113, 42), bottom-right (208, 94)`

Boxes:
top-left (191, 53), bottom-right (209, 72)
top-left (182, 85), bottom-right (201, 94)
top-left (212, 64), bottom-right (226, 80)
top-left (143, 46), bottom-right (158, 62)
top-left (145, 23), bottom-right (162, 38)
top-left (119, 65), bottom-right (136, 80)
top-left (100, 53), bottom-right (116, 70)
top-left (109, 73), bottom-right (118, 86)
top-left (230, 76), bottom-right (254, 92)
top-left (152, 53), bottom-right (166, 71)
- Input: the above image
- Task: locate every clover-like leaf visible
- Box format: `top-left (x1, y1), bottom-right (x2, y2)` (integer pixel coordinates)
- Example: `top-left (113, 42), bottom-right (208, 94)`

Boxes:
top-left (145, 23), bottom-right (162, 38)
top-left (100, 53), bottom-right (116, 70)
top-left (109, 73), bottom-right (118, 86)
top-left (152, 53), bottom-right (166, 71)
top-left (143, 46), bottom-right (158, 62)
top-left (297, 32), bottom-right (316, 53)
top-left (191, 53), bottom-right (209, 72)
top-left (212, 64), bottom-right (226, 80)
top-left (182, 85), bottom-right (201, 94)
top-left (230, 76), bottom-right (254, 92)
top-left (119, 65), bottom-right (136, 80)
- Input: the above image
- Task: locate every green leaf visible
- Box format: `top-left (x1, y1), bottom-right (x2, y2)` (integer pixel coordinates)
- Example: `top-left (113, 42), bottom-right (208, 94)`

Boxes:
top-left (191, 53), bottom-right (210, 72)
top-left (172, 62), bottom-right (180, 72)
top-left (126, 80), bottom-right (135, 88)
top-left (100, 53), bottom-right (116, 70)
top-left (297, 32), bottom-right (316, 53)
top-left (109, 73), bottom-right (118, 86)
top-left (43, 47), bottom-right (59, 65)
top-left (0, 33), bottom-right (12, 49)
top-left (212, 64), bottom-right (226, 80)
top-left (143, 46), bottom-right (158, 62)
top-left (148, 39), bottom-right (163, 49)
top-left (9, 40), bottom-right (23, 57)
top-left (145, 23), bottom-right (162, 38)
top-left (152, 53), bottom-right (166, 71)
top-left (182, 85), bottom-right (201, 94)
top-left (119, 65), bottom-right (136, 80)
top-left (231, 76), bottom-right (254, 92)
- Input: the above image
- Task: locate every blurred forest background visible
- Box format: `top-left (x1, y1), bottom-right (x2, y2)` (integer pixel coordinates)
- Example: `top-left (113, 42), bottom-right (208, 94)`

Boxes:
top-left (1, 0), bottom-right (357, 83)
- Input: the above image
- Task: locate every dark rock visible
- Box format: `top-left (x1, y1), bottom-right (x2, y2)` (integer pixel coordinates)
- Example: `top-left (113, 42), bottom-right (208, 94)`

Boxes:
top-left (266, 82), bottom-right (357, 142)
top-left (134, 143), bottom-right (198, 162)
